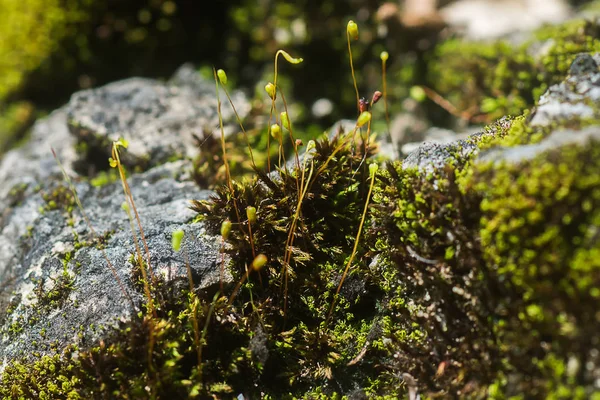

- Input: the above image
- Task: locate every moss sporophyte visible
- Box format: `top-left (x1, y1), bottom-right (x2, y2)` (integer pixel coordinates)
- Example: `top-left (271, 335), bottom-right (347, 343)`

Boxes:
top-left (5, 17), bottom-right (598, 399)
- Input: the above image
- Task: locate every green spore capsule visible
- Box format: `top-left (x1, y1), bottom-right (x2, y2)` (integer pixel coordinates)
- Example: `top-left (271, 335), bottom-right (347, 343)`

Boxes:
top-left (172, 229), bottom-right (184, 252)
top-left (217, 69), bottom-right (228, 85)
top-left (221, 220), bottom-right (232, 240)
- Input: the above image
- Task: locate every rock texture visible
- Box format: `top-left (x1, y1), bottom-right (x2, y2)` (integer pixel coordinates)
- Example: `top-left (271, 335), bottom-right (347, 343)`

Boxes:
top-left (0, 66), bottom-right (242, 368)
top-left (67, 64), bottom-right (250, 169)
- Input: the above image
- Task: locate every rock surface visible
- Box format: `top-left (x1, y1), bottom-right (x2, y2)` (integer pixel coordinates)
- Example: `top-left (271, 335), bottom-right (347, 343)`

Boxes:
top-left (67, 64), bottom-right (250, 169)
top-left (0, 67), bottom-right (234, 368)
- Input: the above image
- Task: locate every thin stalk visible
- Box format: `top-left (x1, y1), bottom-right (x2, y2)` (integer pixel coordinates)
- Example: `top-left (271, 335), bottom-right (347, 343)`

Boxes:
top-left (219, 237), bottom-right (225, 292)
top-left (111, 144), bottom-right (156, 377)
top-left (221, 86), bottom-right (256, 169)
top-left (228, 263), bottom-right (251, 307)
top-left (281, 159), bottom-right (315, 318)
top-left (347, 30), bottom-right (360, 114)
top-left (122, 202), bottom-right (154, 316)
top-left (279, 90), bottom-right (301, 198)
top-left (51, 148), bottom-right (135, 310)
top-left (198, 292), bottom-right (220, 381)
top-left (381, 54), bottom-right (392, 145)
top-left (213, 68), bottom-right (242, 225)
top-left (112, 146), bottom-right (154, 283)
top-left (184, 248), bottom-right (202, 368)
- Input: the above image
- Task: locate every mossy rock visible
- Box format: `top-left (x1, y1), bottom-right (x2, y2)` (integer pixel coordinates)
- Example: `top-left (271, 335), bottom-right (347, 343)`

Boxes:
top-left (428, 19), bottom-right (600, 122)
top-left (3, 16), bottom-right (600, 396)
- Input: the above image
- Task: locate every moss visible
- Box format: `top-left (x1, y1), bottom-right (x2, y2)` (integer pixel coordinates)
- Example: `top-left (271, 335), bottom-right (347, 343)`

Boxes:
top-left (41, 184), bottom-right (76, 214)
top-left (470, 139), bottom-right (600, 397)
top-left (5, 18), bottom-right (600, 398)
top-left (89, 169), bottom-right (120, 188)
top-left (428, 19), bottom-right (600, 122)
top-left (7, 182), bottom-right (29, 207)
top-left (0, 101), bottom-right (35, 154)
top-left (0, 347), bottom-right (83, 400)
top-left (5, 109), bottom-right (600, 397)
top-left (33, 252), bottom-right (78, 313)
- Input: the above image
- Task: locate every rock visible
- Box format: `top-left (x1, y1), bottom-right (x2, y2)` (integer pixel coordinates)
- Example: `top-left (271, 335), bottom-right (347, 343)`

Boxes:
top-left (67, 64), bottom-right (250, 171)
top-left (531, 54), bottom-right (600, 126)
top-left (569, 52), bottom-right (599, 75)
top-left (0, 65), bottom-right (231, 369)
top-left (403, 117), bottom-right (512, 174)
top-left (400, 126), bottom-right (475, 156)
top-left (440, 0), bottom-right (572, 40)
top-left (0, 158), bottom-right (225, 368)
top-left (479, 125), bottom-right (600, 165)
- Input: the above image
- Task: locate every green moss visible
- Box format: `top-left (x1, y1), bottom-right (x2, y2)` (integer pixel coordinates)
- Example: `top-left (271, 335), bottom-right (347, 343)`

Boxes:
top-left (471, 139), bottom-right (600, 397)
top-left (41, 184), bottom-right (76, 214)
top-left (429, 19), bottom-right (600, 121)
top-left (0, 0), bottom-right (91, 102)
top-left (5, 17), bottom-right (600, 397)
top-left (89, 169), bottom-right (119, 187)
top-left (7, 182), bottom-right (29, 207)
top-left (0, 348), bottom-right (83, 400)
top-left (0, 101), bottom-right (35, 154)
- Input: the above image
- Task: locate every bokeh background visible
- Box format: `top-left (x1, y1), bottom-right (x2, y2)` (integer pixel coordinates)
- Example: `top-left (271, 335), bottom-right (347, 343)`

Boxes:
top-left (1, 0), bottom-right (599, 158)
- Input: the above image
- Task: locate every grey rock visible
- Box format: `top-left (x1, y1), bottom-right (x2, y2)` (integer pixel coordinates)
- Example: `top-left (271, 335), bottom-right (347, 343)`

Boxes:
top-left (402, 137), bottom-right (479, 175)
top-left (531, 60), bottom-right (600, 126)
top-left (400, 126), bottom-right (474, 156)
top-left (67, 64), bottom-right (250, 169)
top-left (0, 65), bottom-right (235, 371)
top-left (0, 160), bottom-right (225, 368)
top-left (401, 117), bottom-right (513, 174)
top-left (478, 125), bottom-right (600, 165)
top-left (570, 53), bottom-right (599, 76)
top-left (0, 109), bottom-right (76, 288)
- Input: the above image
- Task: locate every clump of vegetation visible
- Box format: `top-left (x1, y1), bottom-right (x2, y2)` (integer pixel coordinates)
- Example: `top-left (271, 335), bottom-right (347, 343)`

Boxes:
top-left (468, 139), bottom-right (600, 398)
top-left (3, 16), bottom-right (600, 400)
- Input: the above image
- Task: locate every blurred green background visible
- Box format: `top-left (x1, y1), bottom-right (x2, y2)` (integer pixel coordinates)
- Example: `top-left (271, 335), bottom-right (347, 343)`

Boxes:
top-left (0, 0), bottom-right (440, 158)
top-left (2, 0), bottom-right (599, 159)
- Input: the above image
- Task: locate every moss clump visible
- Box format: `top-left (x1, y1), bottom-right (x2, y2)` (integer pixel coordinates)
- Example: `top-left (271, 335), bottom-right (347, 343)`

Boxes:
top-left (0, 348), bottom-right (83, 400)
top-left (428, 19), bottom-right (600, 121)
top-left (470, 138), bottom-right (600, 398)
top-left (41, 184), bottom-right (76, 214)
top-left (4, 109), bottom-right (600, 397)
